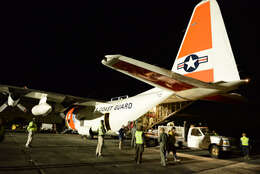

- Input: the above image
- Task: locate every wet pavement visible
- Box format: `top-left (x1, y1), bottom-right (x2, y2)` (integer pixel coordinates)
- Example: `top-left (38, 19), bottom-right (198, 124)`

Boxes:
top-left (1, 132), bottom-right (260, 174)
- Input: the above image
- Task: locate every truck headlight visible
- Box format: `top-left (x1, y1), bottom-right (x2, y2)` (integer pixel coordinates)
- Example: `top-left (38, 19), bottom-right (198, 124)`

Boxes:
top-left (223, 140), bottom-right (229, 146)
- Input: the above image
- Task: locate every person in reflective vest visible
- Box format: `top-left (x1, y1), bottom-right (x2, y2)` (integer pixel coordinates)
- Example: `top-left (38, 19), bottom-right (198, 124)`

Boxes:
top-left (240, 133), bottom-right (250, 160)
top-left (135, 125), bottom-right (145, 164)
top-left (25, 118), bottom-right (37, 148)
top-left (96, 120), bottom-right (106, 157)
top-left (12, 124), bottom-right (17, 131)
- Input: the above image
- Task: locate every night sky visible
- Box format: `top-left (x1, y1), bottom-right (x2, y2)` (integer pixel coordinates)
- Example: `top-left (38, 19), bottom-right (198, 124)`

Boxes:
top-left (2, 0), bottom-right (257, 104)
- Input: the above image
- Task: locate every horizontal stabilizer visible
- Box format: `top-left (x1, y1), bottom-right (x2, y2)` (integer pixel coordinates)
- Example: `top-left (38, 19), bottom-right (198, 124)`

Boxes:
top-left (202, 93), bottom-right (247, 104)
top-left (102, 55), bottom-right (247, 101)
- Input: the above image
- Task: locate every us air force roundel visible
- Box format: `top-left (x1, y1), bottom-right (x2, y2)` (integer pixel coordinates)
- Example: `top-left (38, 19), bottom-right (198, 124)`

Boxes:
top-left (177, 54), bottom-right (208, 72)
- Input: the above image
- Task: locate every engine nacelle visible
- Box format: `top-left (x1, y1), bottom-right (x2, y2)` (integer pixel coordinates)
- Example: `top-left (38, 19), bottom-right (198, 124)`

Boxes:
top-left (32, 103), bottom-right (52, 116)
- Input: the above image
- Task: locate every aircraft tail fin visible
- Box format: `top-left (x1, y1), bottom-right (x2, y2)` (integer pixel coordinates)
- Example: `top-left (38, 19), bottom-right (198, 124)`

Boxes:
top-left (171, 0), bottom-right (240, 83)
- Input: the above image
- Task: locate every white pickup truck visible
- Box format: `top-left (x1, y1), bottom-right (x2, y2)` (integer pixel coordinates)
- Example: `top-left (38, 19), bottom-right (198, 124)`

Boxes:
top-left (186, 126), bottom-right (231, 158)
top-left (145, 126), bottom-right (231, 158)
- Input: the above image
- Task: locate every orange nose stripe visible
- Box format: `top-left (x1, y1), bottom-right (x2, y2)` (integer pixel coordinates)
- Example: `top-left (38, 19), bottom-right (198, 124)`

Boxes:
top-left (66, 108), bottom-right (76, 130)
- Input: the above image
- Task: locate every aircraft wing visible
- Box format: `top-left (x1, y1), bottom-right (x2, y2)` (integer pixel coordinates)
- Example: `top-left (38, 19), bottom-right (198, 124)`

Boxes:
top-left (0, 84), bottom-right (106, 115)
top-left (102, 55), bottom-right (248, 102)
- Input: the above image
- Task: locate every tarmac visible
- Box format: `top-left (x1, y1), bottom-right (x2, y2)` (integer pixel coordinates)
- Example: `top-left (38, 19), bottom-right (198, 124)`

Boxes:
top-left (1, 132), bottom-right (260, 174)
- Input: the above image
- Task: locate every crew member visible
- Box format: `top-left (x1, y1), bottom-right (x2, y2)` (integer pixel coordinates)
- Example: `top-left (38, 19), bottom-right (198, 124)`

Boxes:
top-left (158, 127), bottom-right (167, 166)
top-left (135, 125), bottom-right (145, 164)
top-left (96, 120), bottom-right (106, 157)
top-left (118, 125), bottom-right (125, 150)
top-left (131, 122), bottom-right (136, 148)
top-left (168, 127), bottom-right (180, 162)
top-left (12, 124), bottom-right (16, 131)
top-left (25, 118), bottom-right (37, 148)
top-left (240, 132), bottom-right (250, 160)
top-left (212, 130), bottom-right (219, 136)
top-left (0, 118), bottom-right (5, 142)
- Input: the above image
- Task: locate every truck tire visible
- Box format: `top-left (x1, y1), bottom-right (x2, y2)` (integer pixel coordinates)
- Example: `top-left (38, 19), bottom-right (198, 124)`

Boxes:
top-left (210, 145), bottom-right (220, 158)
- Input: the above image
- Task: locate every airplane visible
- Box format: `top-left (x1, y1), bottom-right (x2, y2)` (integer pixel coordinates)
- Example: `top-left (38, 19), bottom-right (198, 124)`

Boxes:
top-left (0, 0), bottom-right (248, 137)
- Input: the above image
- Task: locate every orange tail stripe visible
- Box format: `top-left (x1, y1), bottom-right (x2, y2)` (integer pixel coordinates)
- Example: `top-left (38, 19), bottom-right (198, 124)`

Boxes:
top-left (184, 69), bottom-right (214, 82)
top-left (178, 1), bottom-right (212, 59)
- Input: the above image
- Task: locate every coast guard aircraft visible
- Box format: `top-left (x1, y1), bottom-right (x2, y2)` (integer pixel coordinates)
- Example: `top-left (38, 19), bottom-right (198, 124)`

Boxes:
top-left (0, 0), bottom-right (248, 136)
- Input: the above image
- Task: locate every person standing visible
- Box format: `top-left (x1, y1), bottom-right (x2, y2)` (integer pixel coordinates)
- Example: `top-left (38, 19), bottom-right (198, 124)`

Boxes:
top-left (240, 132), bottom-right (250, 160)
top-left (135, 125), bottom-right (145, 164)
top-left (212, 130), bottom-right (219, 136)
top-left (168, 127), bottom-right (180, 162)
top-left (12, 124), bottom-right (17, 132)
top-left (158, 127), bottom-right (168, 166)
top-left (131, 122), bottom-right (136, 148)
top-left (96, 120), bottom-right (106, 157)
top-left (25, 118), bottom-right (37, 148)
top-left (118, 125), bottom-right (125, 150)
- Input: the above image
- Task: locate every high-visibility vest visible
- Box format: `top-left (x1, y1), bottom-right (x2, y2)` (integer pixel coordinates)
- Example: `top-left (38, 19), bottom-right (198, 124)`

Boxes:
top-left (27, 121), bottom-right (37, 132)
top-left (135, 131), bottom-right (143, 144)
top-left (240, 136), bottom-right (249, 146)
top-left (98, 124), bottom-right (105, 136)
top-left (12, 124), bottom-right (16, 130)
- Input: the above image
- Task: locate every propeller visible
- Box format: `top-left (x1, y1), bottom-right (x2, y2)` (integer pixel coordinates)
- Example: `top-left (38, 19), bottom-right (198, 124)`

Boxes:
top-left (17, 103), bottom-right (27, 112)
top-left (0, 92), bottom-right (27, 113)
top-left (0, 103), bottom-right (8, 112)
